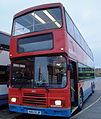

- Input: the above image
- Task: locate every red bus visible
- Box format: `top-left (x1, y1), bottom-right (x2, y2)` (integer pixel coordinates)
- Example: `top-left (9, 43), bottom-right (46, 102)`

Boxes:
top-left (9, 3), bottom-right (95, 117)
top-left (0, 31), bottom-right (10, 105)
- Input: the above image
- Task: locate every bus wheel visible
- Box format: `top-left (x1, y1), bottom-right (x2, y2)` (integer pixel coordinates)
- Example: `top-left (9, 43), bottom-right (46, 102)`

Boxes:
top-left (78, 90), bottom-right (83, 111)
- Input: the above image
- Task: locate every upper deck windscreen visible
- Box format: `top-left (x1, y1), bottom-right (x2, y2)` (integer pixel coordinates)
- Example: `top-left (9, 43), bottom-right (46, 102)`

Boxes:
top-left (12, 7), bottom-right (62, 36)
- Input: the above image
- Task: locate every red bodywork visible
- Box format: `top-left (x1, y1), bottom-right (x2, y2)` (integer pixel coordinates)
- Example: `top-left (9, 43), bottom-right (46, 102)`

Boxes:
top-left (9, 3), bottom-right (89, 110)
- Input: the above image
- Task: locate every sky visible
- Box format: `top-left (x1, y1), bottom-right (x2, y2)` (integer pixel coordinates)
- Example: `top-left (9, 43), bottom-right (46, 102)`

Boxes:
top-left (0, 0), bottom-right (101, 68)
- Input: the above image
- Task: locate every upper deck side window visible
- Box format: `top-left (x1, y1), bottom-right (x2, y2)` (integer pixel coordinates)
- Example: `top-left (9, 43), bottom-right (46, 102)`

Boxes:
top-left (12, 7), bottom-right (62, 36)
top-left (65, 11), bottom-right (93, 60)
top-left (0, 33), bottom-right (10, 51)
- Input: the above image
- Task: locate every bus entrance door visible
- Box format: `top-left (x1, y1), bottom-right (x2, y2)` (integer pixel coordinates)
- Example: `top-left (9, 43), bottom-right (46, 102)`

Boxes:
top-left (70, 61), bottom-right (78, 112)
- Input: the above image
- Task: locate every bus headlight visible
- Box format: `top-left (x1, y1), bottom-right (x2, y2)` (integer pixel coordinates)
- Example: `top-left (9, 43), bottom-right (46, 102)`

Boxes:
top-left (55, 100), bottom-right (62, 106)
top-left (11, 98), bottom-right (17, 102)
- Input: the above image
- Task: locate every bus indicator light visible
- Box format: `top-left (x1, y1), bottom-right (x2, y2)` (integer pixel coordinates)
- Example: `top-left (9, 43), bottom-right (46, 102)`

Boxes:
top-left (10, 54), bottom-right (12, 56)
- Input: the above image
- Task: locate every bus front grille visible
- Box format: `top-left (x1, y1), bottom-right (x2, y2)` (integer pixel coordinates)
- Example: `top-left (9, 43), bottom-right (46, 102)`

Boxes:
top-left (22, 93), bottom-right (46, 106)
top-left (24, 93), bottom-right (45, 97)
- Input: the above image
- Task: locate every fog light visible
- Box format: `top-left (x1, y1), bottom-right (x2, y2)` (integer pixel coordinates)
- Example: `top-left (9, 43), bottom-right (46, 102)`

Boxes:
top-left (55, 100), bottom-right (62, 106)
top-left (11, 98), bottom-right (17, 102)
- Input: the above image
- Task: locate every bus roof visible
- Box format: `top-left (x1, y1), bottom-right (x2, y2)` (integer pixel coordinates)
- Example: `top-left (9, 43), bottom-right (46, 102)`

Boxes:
top-left (0, 31), bottom-right (10, 50)
top-left (14, 3), bottom-right (63, 18)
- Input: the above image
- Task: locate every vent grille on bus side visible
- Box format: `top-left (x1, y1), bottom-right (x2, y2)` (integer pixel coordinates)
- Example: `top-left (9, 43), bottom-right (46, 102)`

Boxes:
top-left (23, 93), bottom-right (46, 106)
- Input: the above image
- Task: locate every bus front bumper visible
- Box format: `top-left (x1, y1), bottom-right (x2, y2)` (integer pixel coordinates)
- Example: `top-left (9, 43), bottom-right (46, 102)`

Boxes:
top-left (9, 104), bottom-right (71, 117)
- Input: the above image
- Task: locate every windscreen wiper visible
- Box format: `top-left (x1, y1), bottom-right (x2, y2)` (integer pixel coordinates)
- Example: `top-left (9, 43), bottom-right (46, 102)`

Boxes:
top-left (44, 84), bottom-right (49, 92)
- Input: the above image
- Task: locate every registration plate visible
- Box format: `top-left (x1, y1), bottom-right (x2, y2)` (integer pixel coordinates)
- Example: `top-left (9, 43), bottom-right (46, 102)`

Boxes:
top-left (28, 110), bottom-right (41, 115)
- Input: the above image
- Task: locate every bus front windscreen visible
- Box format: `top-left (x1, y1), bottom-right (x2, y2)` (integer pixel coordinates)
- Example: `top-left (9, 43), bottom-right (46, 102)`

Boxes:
top-left (12, 7), bottom-right (62, 36)
top-left (11, 55), bottom-right (67, 89)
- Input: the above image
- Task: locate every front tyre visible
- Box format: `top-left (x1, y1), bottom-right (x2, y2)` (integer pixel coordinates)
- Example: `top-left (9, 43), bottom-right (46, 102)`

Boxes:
top-left (91, 83), bottom-right (95, 94)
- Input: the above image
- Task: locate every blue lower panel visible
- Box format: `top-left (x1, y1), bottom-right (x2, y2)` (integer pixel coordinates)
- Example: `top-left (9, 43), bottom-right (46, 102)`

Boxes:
top-left (0, 94), bottom-right (8, 105)
top-left (83, 89), bottom-right (92, 101)
top-left (9, 105), bottom-right (71, 117)
top-left (0, 101), bottom-right (8, 106)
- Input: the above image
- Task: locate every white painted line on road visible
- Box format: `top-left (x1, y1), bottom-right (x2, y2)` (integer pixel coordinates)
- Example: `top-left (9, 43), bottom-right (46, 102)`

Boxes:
top-left (70, 95), bottom-right (101, 119)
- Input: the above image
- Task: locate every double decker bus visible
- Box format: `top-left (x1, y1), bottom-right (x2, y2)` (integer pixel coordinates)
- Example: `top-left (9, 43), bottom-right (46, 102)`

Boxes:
top-left (9, 3), bottom-right (95, 117)
top-left (0, 31), bottom-right (10, 105)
